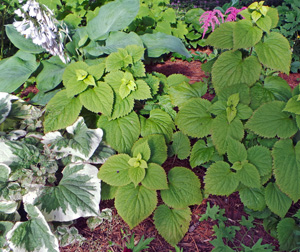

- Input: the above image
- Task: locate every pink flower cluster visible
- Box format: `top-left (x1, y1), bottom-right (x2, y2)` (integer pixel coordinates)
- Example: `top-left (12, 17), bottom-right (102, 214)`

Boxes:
top-left (199, 7), bottom-right (246, 38)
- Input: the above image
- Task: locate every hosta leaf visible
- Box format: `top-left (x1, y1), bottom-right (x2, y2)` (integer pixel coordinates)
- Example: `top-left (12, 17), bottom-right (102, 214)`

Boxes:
top-left (169, 131), bottom-right (191, 160)
top-left (265, 182), bottom-right (292, 218)
top-left (239, 187), bottom-right (266, 211)
top-left (140, 109), bottom-right (175, 143)
top-left (97, 112), bottom-right (140, 153)
top-left (212, 50), bottom-right (262, 94)
top-left (6, 204), bottom-right (59, 252)
top-left (132, 141), bottom-right (151, 162)
top-left (233, 20), bottom-right (263, 49)
top-left (273, 139), bottom-right (300, 202)
top-left (98, 154), bottom-right (131, 186)
top-left (0, 92), bottom-right (11, 124)
top-left (141, 163), bottom-right (168, 190)
top-left (131, 134), bottom-right (167, 165)
top-left (161, 167), bottom-right (202, 209)
top-left (211, 115), bottom-right (244, 155)
top-left (175, 98), bottom-right (213, 138)
top-left (169, 81), bottom-right (207, 108)
top-left (87, 0), bottom-right (139, 40)
top-left (245, 101), bottom-right (297, 138)
top-left (154, 205), bottom-right (191, 246)
top-left (42, 117), bottom-right (103, 160)
top-left (0, 221), bottom-right (13, 248)
top-left (44, 90), bottom-right (82, 132)
top-left (189, 140), bottom-right (214, 168)
top-left (0, 201), bottom-right (18, 214)
top-left (227, 139), bottom-right (247, 163)
top-left (277, 218), bottom-right (300, 251)
top-left (206, 22), bottom-right (235, 49)
top-left (283, 95), bottom-right (300, 115)
top-left (255, 32), bottom-right (291, 74)
top-left (236, 163), bottom-right (261, 188)
top-left (35, 164), bottom-right (100, 221)
top-left (115, 184), bottom-right (157, 228)
top-left (205, 161), bottom-right (238, 196)
top-left (79, 83), bottom-right (114, 115)
top-left (247, 146), bottom-right (272, 177)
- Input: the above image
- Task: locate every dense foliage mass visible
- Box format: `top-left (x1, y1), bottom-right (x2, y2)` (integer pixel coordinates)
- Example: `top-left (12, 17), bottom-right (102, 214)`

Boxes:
top-left (0, 0), bottom-right (300, 251)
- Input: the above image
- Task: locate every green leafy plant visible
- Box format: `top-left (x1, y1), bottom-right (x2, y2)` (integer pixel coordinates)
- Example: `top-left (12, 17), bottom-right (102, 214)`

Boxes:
top-left (124, 233), bottom-right (154, 252)
top-left (0, 92), bottom-right (115, 251)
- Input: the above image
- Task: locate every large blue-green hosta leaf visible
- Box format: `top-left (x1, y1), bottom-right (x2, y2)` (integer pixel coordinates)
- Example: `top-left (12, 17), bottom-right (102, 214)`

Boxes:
top-left (34, 164), bottom-right (100, 222)
top-left (87, 0), bottom-right (140, 40)
top-left (42, 117), bottom-right (103, 161)
top-left (6, 204), bottom-right (59, 252)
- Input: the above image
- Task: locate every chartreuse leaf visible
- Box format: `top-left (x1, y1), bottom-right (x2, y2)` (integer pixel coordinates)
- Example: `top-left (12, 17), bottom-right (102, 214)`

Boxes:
top-left (97, 112), bottom-right (140, 153)
top-left (206, 22), bottom-right (235, 49)
top-left (79, 82), bottom-right (114, 115)
top-left (211, 115), bottom-right (244, 155)
top-left (6, 204), bottom-right (59, 252)
top-left (106, 48), bottom-right (132, 72)
top-left (283, 95), bottom-right (300, 115)
top-left (167, 74), bottom-right (189, 87)
top-left (115, 184), bottom-right (157, 229)
top-left (176, 98), bottom-right (213, 138)
top-left (246, 101), bottom-right (297, 138)
top-left (140, 109), bottom-right (175, 143)
top-left (212, 50), bottom-right (262, 94)
top-left (190, 140), bottom-right (214, 168)
top-left (131, 80), bottom-right (151, 100)
top-left (132, 135), bottom-right (167, 165)
top-left (161, 167), bottom-right (202, 209)
top-left (87, 0), bottom-right (139, 40)
top-left (169, 81), bottom-right (207, 108)
top-left (132, 141), bottom-right (151, 162)
top-left (98, 154), bottom-right (131, 186)
top-left (273, 139), bottom-right (300, 202)
top-left (42, 117), bottom-right (103, 160)
top-left (265, 182), bottom-right (292, 218)
top-left (126, 45), bottom-right (145, 62)
top-left (233, 20), bottom-right (263, 50)
top-left (266, 7), bottom-right (279, 29)
top-left (44, 90), bottom-right (82, 132)
top-left (205, 161), bottom-right (239, 196)
top-left (256, 15), bottom-right (272, 33)
top-left (141, 163), bottom-right (168, 190)
top-left (110, 93), bottom-right (134, 119)
top-left (227, 140), bottom-right (247, 163)
top-left (236, 162), bottom-right (261, 188)
top-left (154, 205), bottom-right (191, 247)
top-left (255, 32), bottom-right (291, 74)
top-left (169, 131), bottom-right (190, 160)
top-left (128, 165), bottom-right (146, 187)
top-left (277, 218), bottom-right (300, 251)
top-left (247, 146), bottom-right (272, 177)
top-left (35, 164), bottom-right (100, 222)
top-left (239, 187), bottom-right (266, 211)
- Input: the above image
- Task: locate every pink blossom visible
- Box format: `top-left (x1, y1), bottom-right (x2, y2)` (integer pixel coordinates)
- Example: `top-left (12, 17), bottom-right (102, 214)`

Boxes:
top-left (199, 9), bottom-right (224, 38)
top-left (225, 7), bottom-right (247, 22)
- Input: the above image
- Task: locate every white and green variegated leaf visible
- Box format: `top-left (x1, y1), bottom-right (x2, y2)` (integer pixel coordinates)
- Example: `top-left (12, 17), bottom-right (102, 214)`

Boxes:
top-left (115, 184), bottom-right (157, 229)
top-left (233, 20), bottom-right (262, 50)
top-left (0, 201), bottom-right (18, 214)
top-left (206, 22), bottom-right (235, 49)
top-left (6, 204), bottom-right (59, 252)
top-left (140, 109), bottom-right (175, 143)
top-left (211, 115), bottom-right (244, 155)
top-left (227, 139), bottom-right (247, 163)
top-left (277, 218), bottom-right (300, 251)
top-left (176, 98), bottom-right (213, 138)
top-left (246, 101), bottom-right (298, 138)
top-left (255, 32), bottom-right (291, 74)
top-left (212, 50), bottom-right (262, 94)
top-left (154, 205), bottom-right (191, 246)
top-left (98, 154), bottom-right (131, 186)
top-left (205, 161), bottom-right (239, 196)
top-left (161, 167), bottom-right (202, 209)
top-left (236, 163), bottom-right (261, 188)
top-left (0, 163), bottom-right (11, 198)
top-left (239, 187), bottom-right (266, 211)
top-left (131, 140), bottom-right (151, 162)
top-left (0, 221), bottom-right (14, 249)
top-left (169, 81), bottom-right (207, 108)
top-left (273, 139), bottom-right (300, 202)
top-left (141, 163), bottom-right (168, 190)
top-left (0, 92), bottom-right (12, 124)
top-left (42, 117), bottom-right (103, 160)
top-left (265, 182), bottom-right (292, 218)
top-left (44, 90), bottom-right (82, 133)
top-left (34, 164), bottom-right (100, 222)
top-left (247, 146), bottom-right (272, 177)
top-left (169, 131), bottom-right (190, 160)
top-left (189, 140), bottom-right (214, 168)
top-left (97, 112), bottom-right (140, 153)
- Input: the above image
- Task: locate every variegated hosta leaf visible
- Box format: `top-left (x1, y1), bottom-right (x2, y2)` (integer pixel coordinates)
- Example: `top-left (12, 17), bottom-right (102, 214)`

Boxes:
top-left (42, 117), bottom-right (103, 161)
top-left (34, 164), bottom-right (101, 222)
top-left (6, 204), bottom-right (59, 252)
top-left (0, 142), bottom-right (18, 166)
top-left (0, 92), bottom-right (12, 124)
top-left (0, 221), bottom-right (14, 249)
top-left (0, 201), bottom-right (18, 214)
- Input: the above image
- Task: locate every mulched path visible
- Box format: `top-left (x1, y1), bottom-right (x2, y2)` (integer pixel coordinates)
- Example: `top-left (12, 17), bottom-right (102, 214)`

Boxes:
top-left (58, 49), bottom-right (300, 252)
